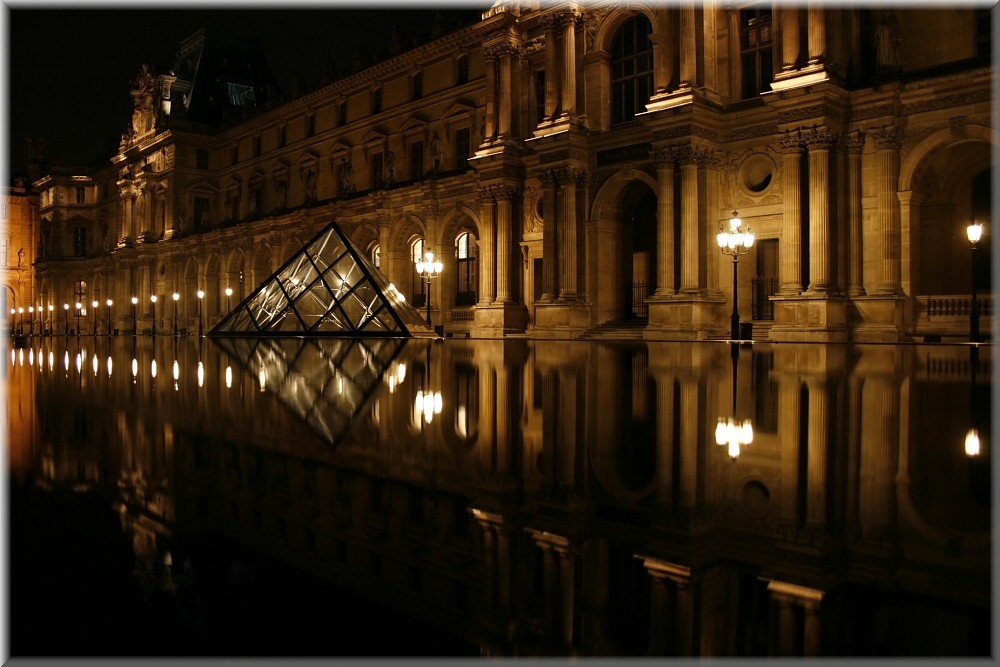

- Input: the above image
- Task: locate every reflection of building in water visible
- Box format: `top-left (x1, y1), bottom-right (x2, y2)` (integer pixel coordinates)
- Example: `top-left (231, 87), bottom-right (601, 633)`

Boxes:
top-left (11, 337), bottom-right (991, 656)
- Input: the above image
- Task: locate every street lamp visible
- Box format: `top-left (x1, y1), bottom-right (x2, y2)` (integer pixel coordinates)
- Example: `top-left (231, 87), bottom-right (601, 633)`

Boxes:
top-left (75, 302), bottom-right (82, 337)
top-left (92, 300), bottom-right (99, 336)
top-left (27, 306), bottom-right (34, 336)
top-left (717, 211), bottom-right (755, 340)
top-left (172, 292), bottom-right (180, 336)
top-left (106, 299), bottom-right (113, 336)
top-left (415, 249), bottom-right (443, 328)
top-left (150, 295), bottom-right (158, 337)
top-left (967, 221), bottom-right (984, 342)
top-left (715, 344), bottom-right (754, 460)
top-left (47, 304), bottom-right (53, 337)
top-left (131, 296), bottom-right (138, 336)
top-left (63, 303), bottom-right (69, 336)
top-left (197, 289), bottom-right (205, 336)
top-left (225, 286), bottom-right (233, 313)
top-left (17, 307), bottom-right (23, 335)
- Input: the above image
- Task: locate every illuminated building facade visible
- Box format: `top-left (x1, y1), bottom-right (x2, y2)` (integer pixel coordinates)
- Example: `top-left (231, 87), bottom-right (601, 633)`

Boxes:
top-left (26, 4), bottom-right (994, 341)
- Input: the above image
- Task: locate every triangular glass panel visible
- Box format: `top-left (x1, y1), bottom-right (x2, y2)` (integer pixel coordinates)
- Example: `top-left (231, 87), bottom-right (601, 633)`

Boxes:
top-left (210, 220), bottom-right (435, 337)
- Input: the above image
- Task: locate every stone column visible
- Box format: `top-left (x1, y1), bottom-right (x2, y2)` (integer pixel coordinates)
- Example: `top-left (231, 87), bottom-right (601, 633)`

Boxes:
top-left (495, 186), bottom-right (517, 304)
top-left (804, 126), bottom-right (834, 293)
top-left (806, 4), bottom-right (826, 66)
top-left (483, 46), bottom-right (498, 142)
top-left (779, 130), bottom-right (803, 294)
top-left (897, 190), bottom-right (922, 295)
top-left (844, 130), bottom-right (866, 296)
top-left (654, 152), bottom-right (676, 296)
top-left (767, 581), bottom-right (825, 657)
top-left (558, 169), bottom-right (582, 300)
top-left (479, 187), bottom-right (497, 305)
top-left (498, 44), bottom-right (514, 139)
top-left (539, 171), bottom-right (559, 301)
top-left (650, 30), bottom-right (672, 95)
top-left (678, 146), bottom-right (701, 294)
top-left (805, 378), bottom-right (829, 525)
top-left (779, 5), bottom-right (801, 72)
top-left (543, 16), bottom-right (560, 121)
top-left (679, 2), bottom-right (697, 89)
top-left (871, 125), bottom-right (902, 295)
top-left (560, 12), bottom-right (577, 119)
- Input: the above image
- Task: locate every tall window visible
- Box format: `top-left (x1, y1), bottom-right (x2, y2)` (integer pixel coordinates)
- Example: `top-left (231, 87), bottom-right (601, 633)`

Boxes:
top-left (740, 5), bottom-right (774, 98)
top-left (411, 238), bottom-right (426, 307)
top-left (307, 113), bottom-right (316, 137)
top-left (279, 125), bottom-right (287, 147)
top-left (611, 15), bottom-right (653, 125)
top-left (412, 72), bottom-right (423, 100)
top-left (456, 55), bottom-right (469, 85)
top-left (370, 244), bottom-right (381, 270)
top-left (73, 227), bottom-right (87, 257)
top-left (410, 140), bottom-right (425, 180)
top-left (373, 88), bottom-right (383, 114)
top-left (339, 101), bottom-right (348, 126)
top-left (74, 281), bottom-right (88, 313)
top-left (455, 231), bottom-right (477, 306)
top-left (254, 135), bottom-right (262, 157)
top-left (372, 152), bottom-right (384, 189)
top-left (454, 128), bottom-right (471, 167)
top-left (0, 239), bottom-right (8, 267)
top-left (232, 145), bottom-right (239, 165)
top-left (534, 70), bottom-right (546, 125)
top-left (196, 149), bottom-right (209, 169)
top-left (75, 186), bottom-right (85, 204)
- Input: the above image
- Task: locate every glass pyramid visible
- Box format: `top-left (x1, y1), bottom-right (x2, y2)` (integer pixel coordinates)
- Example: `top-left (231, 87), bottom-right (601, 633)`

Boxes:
top-left (211, 336), bottom-right (412, 447)
top-left (210, 220), bottom-right (435, 337)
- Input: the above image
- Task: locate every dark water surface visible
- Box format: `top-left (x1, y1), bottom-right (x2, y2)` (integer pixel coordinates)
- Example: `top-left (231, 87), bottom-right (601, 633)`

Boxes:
top-left (5, 335), bottom-right (992, 658)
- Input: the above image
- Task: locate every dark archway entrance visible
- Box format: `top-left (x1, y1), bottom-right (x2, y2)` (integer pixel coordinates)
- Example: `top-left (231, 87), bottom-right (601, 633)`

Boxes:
top-left (620, 184), bottom-right (657, 320)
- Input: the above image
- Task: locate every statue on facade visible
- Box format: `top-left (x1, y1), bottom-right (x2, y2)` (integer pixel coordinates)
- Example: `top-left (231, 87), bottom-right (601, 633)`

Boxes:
top-left (304, 168), bottom-right (317, 202)
top-left (875, 11), bottom-right (901, 70)
top-left (274, 175), bottom-right (288, 209)
top-left (430, 132), bottom-right (443, 171)
top-left (338, 157), bottom-right (356, 193)
top-left (384, 149), bottom-right (396, 185)
top-left (130, 62), bottom-right (158, 138)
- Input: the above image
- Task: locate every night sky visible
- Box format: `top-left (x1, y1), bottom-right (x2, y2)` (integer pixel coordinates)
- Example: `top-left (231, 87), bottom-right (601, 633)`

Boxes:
top-left (4, 3), bottom-right (483, 177)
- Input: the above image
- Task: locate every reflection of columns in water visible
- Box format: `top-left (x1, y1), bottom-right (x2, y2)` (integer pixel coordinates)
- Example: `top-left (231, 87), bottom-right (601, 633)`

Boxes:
top-left (678, 377), bottom-right (699, 508)
top-left (478, 362), bottom-right (497, 473)
top-left (805, 378), bottom-right (829, 525)
top-left (639, 557), bottom-right (692, 655)
top-left (653, 373), bottom-right (676, 507)
top-left (494, 361), bottom-right (511, 475)
top-left (859, 375), bottom-right (900, 539)
top-left (778, 378), bottom-right (803, 524)
top-left (557, 366), bottom-right (580, 492)
top-left (472, 509), bottom-right (516, 617)
top-left (767, 580), bottom-right (825, 656)
top-left (527, 530), bottom-right (575, 651)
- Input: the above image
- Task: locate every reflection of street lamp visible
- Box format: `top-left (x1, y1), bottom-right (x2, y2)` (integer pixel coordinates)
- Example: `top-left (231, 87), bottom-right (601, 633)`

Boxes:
top-left (966, 345), bottom-right (982, 457)
top-left (106, 299), bottom-right (113, 336)
top-left (197, 289), bottom-right (205, 336)
top-left (151, 295), bottom-right (158, 337)
top-left (716, 344), bottom-right (754, 460)
top-left (92, 300), bottom-right (99, 336)
top-left (415, 249), bottom-right (443, 328)
top-left (131, 296), bottom-right (138, 336)
top-left (225, 286), bottom-right (233, 313)
top-left (172, 292), bottom-right (180, 336)
top-left (717, 211), bottom-right (755, 340)
top-left (967, 221), bottom-right (983, 342)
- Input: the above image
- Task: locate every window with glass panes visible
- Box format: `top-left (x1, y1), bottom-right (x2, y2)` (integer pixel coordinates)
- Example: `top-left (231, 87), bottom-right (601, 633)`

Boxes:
top-left (413, 72), bottom-right (423, 100)
top-left (611, 15), bottom-right (653, 125)
top-left (455, 128), bottom-right (470, 167)
top-left (75, 186), bottom-right (85, 204)
top-left (411, 238), bottom-right (426, 307)
top-left (73, 227), bottom-right (87, 257)
top-left (455, 231), bottom-right (477, 305)
top-left (372, 152), bottom-right (384, 188)
top-left (740, 5), bottom-right (773, 98)
top-left (371, 244), bottom-right (381, 270)
top-left (535, 70), bottom-right (546, 125)
top-left (74, 281), bottom-right (88, 315)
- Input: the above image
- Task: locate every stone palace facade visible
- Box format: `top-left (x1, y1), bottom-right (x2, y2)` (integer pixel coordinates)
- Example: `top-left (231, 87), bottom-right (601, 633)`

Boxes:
top-left (15, 2), bottom-right (995, 341)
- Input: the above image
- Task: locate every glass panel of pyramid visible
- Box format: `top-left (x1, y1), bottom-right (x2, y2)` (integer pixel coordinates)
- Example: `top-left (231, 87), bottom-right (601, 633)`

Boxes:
top-left (210, 220), bottom-right (435, 337)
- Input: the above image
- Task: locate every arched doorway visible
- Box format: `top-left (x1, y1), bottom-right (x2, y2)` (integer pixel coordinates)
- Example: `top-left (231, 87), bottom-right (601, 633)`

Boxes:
top-left (622, 186), bottom-right (657, 320)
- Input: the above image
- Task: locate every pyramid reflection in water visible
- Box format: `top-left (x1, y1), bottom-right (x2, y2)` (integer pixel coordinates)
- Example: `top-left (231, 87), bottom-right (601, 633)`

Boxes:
top-left (210, 220), bottom-right (434, 337)
top-left (212, 336), bottom-right (411, 447)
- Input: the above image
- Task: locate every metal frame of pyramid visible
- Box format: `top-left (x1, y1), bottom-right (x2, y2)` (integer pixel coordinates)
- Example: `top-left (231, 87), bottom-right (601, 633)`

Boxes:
top-left (209, 220), bottom-right (435, 337)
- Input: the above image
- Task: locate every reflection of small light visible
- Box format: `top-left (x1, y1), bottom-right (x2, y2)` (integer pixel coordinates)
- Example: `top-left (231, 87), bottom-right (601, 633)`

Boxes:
top-left (107, 356), bottom-right (113, 377)
top-left (75, 353), bottom-right (82, 374)
top-left (18, 349), bottom-right (24, 367)
top-left (48, 351), bottom-right (54, 372)
top-left (28, 348), bottom-right (34, 366)
top-left (258, 368), bottom-right (266, 392)
top-left (64, 351), bottom-right (70, 372)
top-left (10, 349), bottom-right (14, 365)
top-left (226, 365), bottom-right (233, 389)
top-left (965, 429), bottom-right (981, 457)
top-left (173, 360), bottom-right (180, 381)
top-left (197, 361), bottom-right (204, 388)
top-left (92, 352), bottom-right (99, 376)
top-left (151, 359), bottom-right (158, 379)
top-left (715, 418), bottom-right (754, 461)
top-left (132, 358), bottom-right (139, 379)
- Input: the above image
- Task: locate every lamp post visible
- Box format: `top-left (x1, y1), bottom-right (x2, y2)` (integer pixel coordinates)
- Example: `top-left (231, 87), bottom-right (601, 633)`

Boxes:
top-left (415, 249), bottom-right (443, 328)
top-left (92, 300), bottom-right (99, 336)
top-left (225, 286), bottom-right (233, 313)
top-left (197, 290), bottom-right (205, 336)
top-left (47, 304), bottom-right (53, 337)
top-left (75, 302), bottom-right (82, 337)
top-left (131, 296), bottom-right (138, 336)
top-left (172, 292), bottom-right (180, 336)
top-left (150, 295), bottom-right (158, 337)
top-left (17, 307), bottom-right (23, 335)
top-left (967, 221), bottom-right (983, 343)
top-left (63, 303), bottom-right (69, 336)
top-left (717, 211), bottom-right (755, 340)
top-left (27, 306), bottom-right (34, 336)
top-left (106, 299), bottom-right (113, 336)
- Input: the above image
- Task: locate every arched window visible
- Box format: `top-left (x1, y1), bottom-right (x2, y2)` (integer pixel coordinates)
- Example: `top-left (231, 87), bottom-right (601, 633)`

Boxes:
top-left (455, 231), bottom-right (477, 306)
top-left (611, 15), bottom-right (653, 125)
top-left (370, 243), bottom-right (381, 270)
top-left (411, 238), bottom-right (426, 307)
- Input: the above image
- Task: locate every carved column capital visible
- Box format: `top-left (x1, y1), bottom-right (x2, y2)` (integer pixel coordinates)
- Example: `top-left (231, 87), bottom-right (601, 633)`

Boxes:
top-left (869, 124), bottom-right (901, 151)
top-left (802, 126), bottom-right (836, 151)
top-left (842, 129), bottom-right (866, 154)
top-left (778, 129), bottom-right (804, 154)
